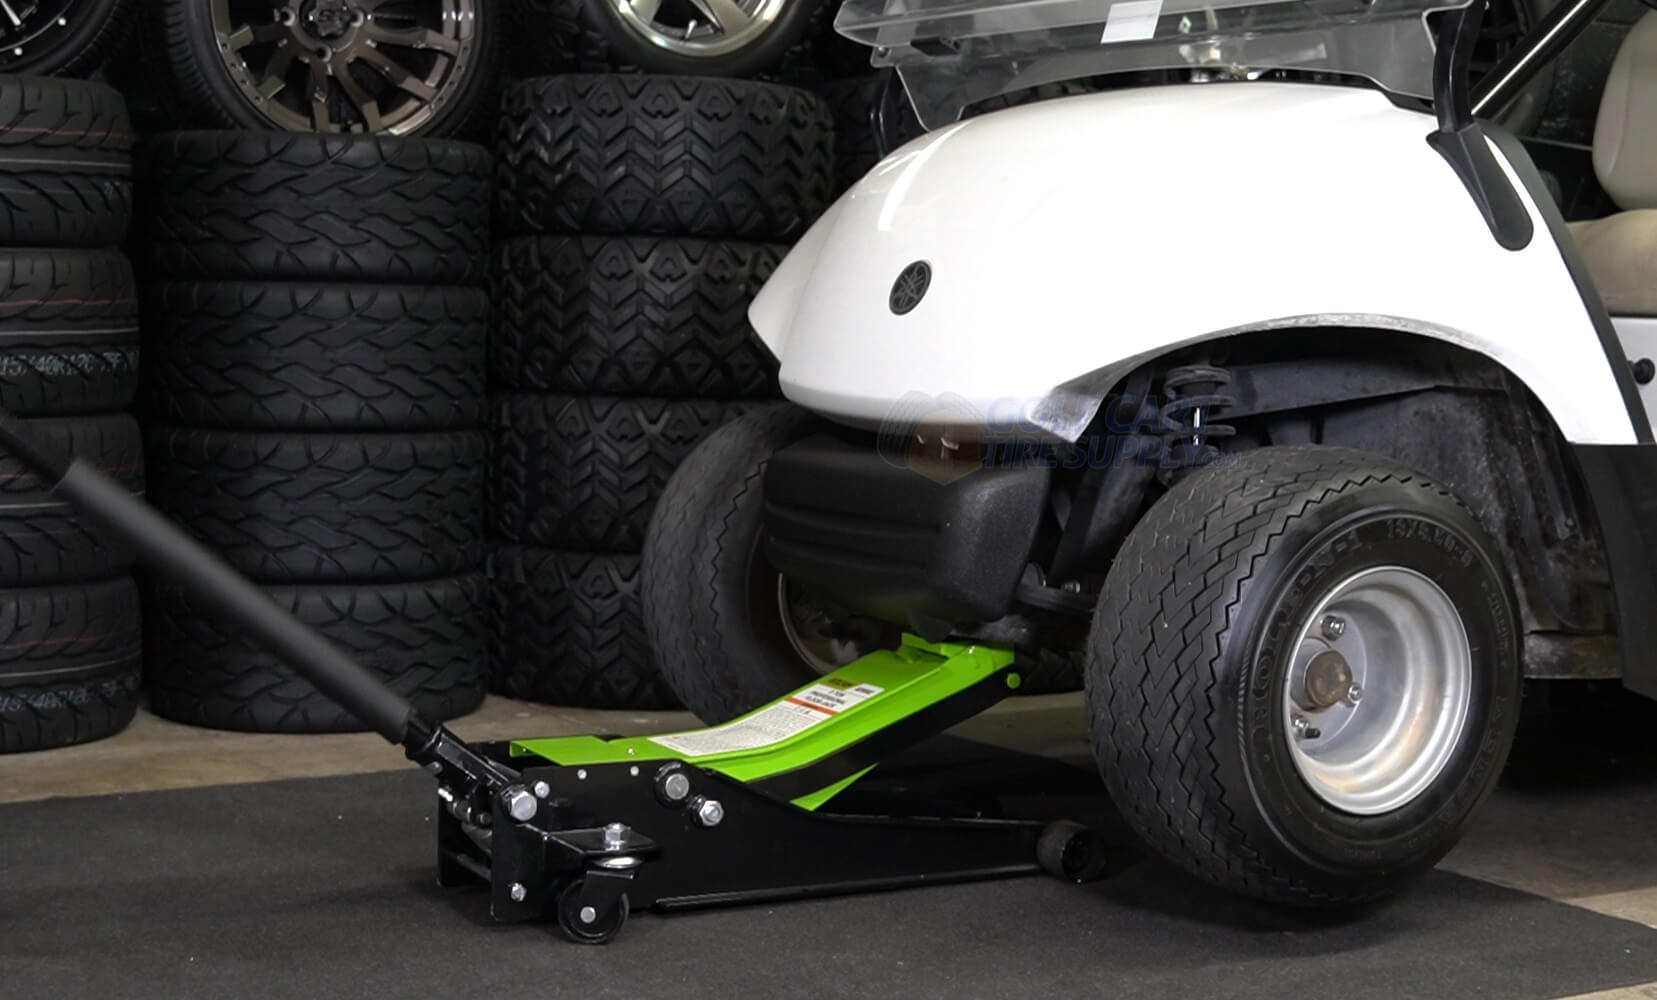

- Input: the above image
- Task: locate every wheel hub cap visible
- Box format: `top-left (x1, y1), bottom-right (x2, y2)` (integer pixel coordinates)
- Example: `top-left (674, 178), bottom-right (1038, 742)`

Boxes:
top-left (303, 0), bottom-right (355, 40)
top-left (1300, 650), bottom-right (1354, 710)
top-left (1282, 566), bottom-right (1473, 816)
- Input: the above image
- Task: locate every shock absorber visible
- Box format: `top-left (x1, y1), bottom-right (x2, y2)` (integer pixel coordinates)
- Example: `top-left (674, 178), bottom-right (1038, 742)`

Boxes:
top-left (1160, 363), bottom-right (1236, 475)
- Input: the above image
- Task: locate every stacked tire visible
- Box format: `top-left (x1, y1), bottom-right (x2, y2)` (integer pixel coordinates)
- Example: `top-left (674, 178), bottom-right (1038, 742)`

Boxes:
top-left (138, 132), bottom-right (492, 733)
top-left (0, 78), bottom-right (144, 754)
top-left (490, 74), bottom-right (833, 708)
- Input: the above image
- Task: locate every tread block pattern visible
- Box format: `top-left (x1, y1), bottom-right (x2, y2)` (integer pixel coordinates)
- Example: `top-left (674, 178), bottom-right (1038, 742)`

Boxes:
top-left (146, 428), bottom-right (485, 584)
top-left (497, 75), bottom-right (833, 242)
top-left (1089, 446), bottom-right (1462, 906)
top-left (145, 281), bottom-right (487, 430)
top-left (0, 76), bottom-right (133, 247)
top-left (142, 132), bottom-right (492, 284)
top-left (0, 248), bottom-right (139, 416)
top-left (146, 573), bottom-right (487, 733)
top-left (490, 393), bottom-right (752, 552)
top-left (0, 577), bottom-right (142, 753)
top-left (488, 545), bottom-right (675, 709)
top-left (493, 235), bottom-right (782, 397)
top-left (0, 414), bottom-right (143, 587)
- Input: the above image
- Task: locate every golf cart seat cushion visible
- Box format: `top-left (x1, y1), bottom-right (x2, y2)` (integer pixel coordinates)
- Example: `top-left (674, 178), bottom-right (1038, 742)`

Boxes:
top-left (1568, 13), bottom-right (1657, 317)
top-left (1593, 12), bottom-right (1657, 211)
top-left (1568, 211), bottom-right (1657, 316)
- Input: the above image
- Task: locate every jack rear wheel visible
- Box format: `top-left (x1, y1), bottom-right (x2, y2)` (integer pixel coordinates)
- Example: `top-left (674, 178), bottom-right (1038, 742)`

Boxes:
top-left (1037, 820), bottom-right (1109, 884)
top-left (1087, 446), bottom-right (1519, 906)
top-left (555, 879), bottom-right (630, 945)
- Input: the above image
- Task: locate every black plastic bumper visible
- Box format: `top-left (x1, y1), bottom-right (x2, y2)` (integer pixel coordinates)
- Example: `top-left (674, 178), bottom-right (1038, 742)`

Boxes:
top-left (763, 432), bottom-right (1050, 631)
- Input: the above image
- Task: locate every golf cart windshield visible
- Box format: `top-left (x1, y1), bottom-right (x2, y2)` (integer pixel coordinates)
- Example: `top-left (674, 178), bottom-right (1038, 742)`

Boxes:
top-left (835, 0), bottom-right (1474, 127)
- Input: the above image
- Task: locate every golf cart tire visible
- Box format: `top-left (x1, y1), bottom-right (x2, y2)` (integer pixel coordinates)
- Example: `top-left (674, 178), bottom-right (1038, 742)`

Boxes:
top-left (496, 75), bottom-right (833, 242)
top-left (642, 402), bottom-right (824, 722)
top-left (141, 132), bottom-right (492, 285)
top-left (493, 235), bottom-right (783, 398)
top-left (144, 281), bottom-right (488, 431)
top-left (645, 404), bottom-right (1083, 721)
top-left (0, 577), bottom-right (141, 754)
top-left (0, 77), bottom-right (133, 246)
top-left (0, 248), bottom-right (139, 416)
top-left (145, 572), bottom-right (487, 734)
top-left (1088, 446), bottom-right (1519, 906)
top-left (146, 427), bottom-right (485, 584)
top-left (487, 545), bottom-right (676, 710)
top-left (490, 393), bottom-right (752, 553)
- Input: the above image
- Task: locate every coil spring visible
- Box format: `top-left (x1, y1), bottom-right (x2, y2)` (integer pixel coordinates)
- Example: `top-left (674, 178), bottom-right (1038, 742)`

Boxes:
top-left (1160, 363), bottom-right (1236, 472)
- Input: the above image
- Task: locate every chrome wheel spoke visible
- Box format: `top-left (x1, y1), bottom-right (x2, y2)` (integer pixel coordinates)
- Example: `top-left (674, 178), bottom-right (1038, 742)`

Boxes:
top-left (332, 59), bottom-right (385, 132)
top-left (355, 44), bottom-right (437, 100)
top-left (686, 0), bottom-right (753, 33)
top-left (627, 0), bottom-right (664, 24)
top-left (307, 56), bottom-right (333, 130)
top-left (225, 21), bottom-right (287, 51)
top-left (257, 40), bottom-right (299, 98)
top-left (361, 22), bottom-right (459, 53)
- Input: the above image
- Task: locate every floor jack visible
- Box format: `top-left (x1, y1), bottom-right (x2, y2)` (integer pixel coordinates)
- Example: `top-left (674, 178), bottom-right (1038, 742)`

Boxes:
top-left (0, 412), bottom-right (1105, 944)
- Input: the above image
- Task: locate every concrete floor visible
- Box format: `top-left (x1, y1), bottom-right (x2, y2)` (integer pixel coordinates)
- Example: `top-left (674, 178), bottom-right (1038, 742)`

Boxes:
top-left (3, 691), bottom-right (1655, 1000)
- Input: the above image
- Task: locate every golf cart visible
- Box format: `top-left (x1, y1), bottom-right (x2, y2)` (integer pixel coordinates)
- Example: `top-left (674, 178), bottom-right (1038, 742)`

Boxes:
top-left (643, 0), bottom-right (1657, 907)
top-left (13, 0), bottom-right (1656, 947)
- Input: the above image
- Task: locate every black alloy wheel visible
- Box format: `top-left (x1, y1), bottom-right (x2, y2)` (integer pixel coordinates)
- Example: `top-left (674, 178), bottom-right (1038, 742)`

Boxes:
top-left (160, 0), bottom-right (496, 135)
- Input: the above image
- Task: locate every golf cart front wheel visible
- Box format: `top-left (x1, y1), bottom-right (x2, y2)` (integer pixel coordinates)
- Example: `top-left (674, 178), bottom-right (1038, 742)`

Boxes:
top-left (1088, 446), bottom-right (1520, 906)
top-left (555, 879), bottom-right (630, 945)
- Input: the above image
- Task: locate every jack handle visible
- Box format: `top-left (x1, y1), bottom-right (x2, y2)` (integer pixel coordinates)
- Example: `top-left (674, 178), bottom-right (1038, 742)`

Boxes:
top-left (0, 408), bottom-right (516, 795)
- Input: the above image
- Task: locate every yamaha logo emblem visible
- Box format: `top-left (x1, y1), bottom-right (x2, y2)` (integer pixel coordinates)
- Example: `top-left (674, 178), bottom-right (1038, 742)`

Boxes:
top-left (889, 261), bottom-right (931, 315)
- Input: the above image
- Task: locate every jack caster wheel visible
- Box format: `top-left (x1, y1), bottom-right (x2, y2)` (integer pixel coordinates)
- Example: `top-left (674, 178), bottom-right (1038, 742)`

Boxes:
top-left (555, 878), bottom-right (630, 945)
top-left (1037, 820), bottom-right (1109, 883)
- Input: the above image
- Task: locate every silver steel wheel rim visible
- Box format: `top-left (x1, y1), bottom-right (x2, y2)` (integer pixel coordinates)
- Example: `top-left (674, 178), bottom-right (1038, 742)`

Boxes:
top-left (1282, 566), bottom-right (1473, 816)
top-left (777, 576), bottom-right (871, 676)
top-left (211, 0), bottom-right (477, 135)
top-left (611, 0), bottom-right (787, 57)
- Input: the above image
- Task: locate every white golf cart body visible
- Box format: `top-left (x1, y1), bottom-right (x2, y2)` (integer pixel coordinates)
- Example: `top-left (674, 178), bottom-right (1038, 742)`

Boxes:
top-left (748, 0), bottom-right (1657, 693)
top-left (754, 81), bottom-right (1646, 446)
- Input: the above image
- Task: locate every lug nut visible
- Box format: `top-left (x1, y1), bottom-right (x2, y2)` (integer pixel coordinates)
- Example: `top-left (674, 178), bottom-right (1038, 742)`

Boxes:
top-left (692, 796), bottom-right (725, 828)
top-left (504, 788), bottom-right (538, 823)
top-left (509, 882), bottom-right (527, 902)
top-left (1346, 683), bottom-right (1364, 706)
top-left (1291, 715), bottom-right (1321, 740)
top-left (603, 822), bottom-right (628, 850)
top-left (1320, 615), bottom-right (1347, 640)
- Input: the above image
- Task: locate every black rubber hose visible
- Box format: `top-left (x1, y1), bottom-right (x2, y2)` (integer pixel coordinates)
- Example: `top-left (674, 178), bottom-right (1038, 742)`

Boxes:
top-left (53, 458), bottom-right (417, 745)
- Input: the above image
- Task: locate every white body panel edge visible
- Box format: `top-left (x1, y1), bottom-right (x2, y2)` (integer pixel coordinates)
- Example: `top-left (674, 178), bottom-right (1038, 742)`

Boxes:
top-left (749, 83), bottom-right (1642, 446)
